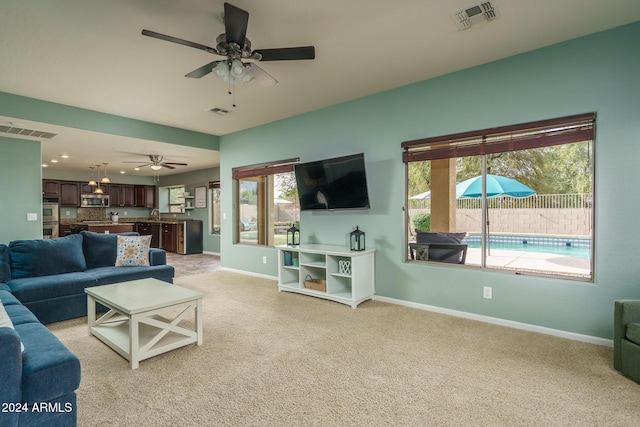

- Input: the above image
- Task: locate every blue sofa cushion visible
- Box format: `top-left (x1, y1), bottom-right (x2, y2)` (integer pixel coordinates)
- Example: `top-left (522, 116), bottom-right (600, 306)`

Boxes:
top-left (0, 289), bottom-right (21, 305)
top-left (9, 234), bottom-right (86, 279)
top-left (7, 272), bottom-right (97, 303)
top-left (85, 265), bottom-right (175, 285)
top-left (14, 322), bottom-right (81, 403)
top-left (4, 302), bottom-right (40, 326)
top-left (81, 231), bottom-right (139, 269)
top-left (0, 243), bottom-right (10, 282)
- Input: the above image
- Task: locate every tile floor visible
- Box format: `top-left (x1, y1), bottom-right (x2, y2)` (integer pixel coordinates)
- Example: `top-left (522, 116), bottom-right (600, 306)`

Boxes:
top-left (165, 252), bottom-right (220, 277)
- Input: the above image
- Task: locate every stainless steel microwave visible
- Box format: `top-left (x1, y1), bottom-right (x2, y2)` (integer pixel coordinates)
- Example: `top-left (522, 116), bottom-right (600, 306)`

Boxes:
top-left (81, 194), bottom-right (110, 207)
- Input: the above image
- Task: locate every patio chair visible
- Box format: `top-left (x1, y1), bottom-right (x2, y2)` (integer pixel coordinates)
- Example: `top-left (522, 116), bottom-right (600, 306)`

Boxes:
top-left (614, 300), bottom-right (640, 383)
top-left (412, 231), bottom-right (468, 264)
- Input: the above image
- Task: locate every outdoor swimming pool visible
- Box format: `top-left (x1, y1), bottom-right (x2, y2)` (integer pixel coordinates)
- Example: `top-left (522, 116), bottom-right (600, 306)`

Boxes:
top-left (463, 235), bottom-right (591, 259)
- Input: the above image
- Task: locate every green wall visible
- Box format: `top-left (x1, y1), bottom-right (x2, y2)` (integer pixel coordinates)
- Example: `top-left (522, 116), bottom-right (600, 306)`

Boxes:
top-left (220, 22), bottom-right (640, 339)
top-left (0, 137), bottom-right (43, 241)
top-left (154, 167), bottom-right (221, 254)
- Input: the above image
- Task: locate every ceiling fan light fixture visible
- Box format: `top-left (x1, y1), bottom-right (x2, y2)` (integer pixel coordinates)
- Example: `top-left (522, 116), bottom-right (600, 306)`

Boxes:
top-left (215, 62), bottom-right (230, 81)
top-left (231, 59), bottom-right (247, 77)
top-left (150, 164), bottom-right (162, 170)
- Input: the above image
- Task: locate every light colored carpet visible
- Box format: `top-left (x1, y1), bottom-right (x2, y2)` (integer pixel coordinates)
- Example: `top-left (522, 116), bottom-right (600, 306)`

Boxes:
top-left (49, 271), bottom-right (640, 426)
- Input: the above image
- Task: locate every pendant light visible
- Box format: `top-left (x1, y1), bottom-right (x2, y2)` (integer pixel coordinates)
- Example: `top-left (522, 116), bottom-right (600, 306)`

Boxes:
top-left (101, 162), bottom-right (111, 184)
top-left (87, 166), bottom-right (97, 187)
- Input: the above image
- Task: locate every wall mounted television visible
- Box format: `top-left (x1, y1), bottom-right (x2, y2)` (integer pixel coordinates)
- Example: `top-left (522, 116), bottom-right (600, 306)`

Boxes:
top-left (294, 153), bottom-right (370, 211)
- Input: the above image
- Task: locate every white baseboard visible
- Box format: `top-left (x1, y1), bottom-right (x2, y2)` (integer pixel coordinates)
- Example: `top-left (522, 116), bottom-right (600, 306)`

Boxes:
top-left (374, 295), bottom-right (613, 347)
top-left (203, 250), bottom-right (220, 256)
top-left (220, 267), bottom-right (278, 281)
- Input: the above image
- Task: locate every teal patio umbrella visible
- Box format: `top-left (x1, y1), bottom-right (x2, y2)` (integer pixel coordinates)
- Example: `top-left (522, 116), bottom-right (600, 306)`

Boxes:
top-left (456, 174), bottom-right (536, 255)
top-left (456, 174), bottom-right (536, 199)
top-left (409, 174), bottom-right (535, 200)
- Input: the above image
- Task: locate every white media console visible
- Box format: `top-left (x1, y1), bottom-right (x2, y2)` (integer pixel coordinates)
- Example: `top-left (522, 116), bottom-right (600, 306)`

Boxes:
top-left (276, 244), bottom-right (375, 308)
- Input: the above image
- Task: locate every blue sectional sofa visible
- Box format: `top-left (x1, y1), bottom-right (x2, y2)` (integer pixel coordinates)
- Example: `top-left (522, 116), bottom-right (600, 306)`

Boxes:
top-left (0, 231), bottom-right (175, 426)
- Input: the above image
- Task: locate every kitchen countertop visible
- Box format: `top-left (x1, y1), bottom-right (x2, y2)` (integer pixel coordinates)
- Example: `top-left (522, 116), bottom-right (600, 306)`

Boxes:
top-left (60, 218), bottom-right (201, 226)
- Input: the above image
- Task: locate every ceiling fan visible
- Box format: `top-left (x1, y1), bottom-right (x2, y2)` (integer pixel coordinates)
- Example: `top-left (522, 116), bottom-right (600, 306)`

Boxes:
top-left (124, 155), bottom-right (188, 170)
top-left (141, 2), bottom-right (315, 89)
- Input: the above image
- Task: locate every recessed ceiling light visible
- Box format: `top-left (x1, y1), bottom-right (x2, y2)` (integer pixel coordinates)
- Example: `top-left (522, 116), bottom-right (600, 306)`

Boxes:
top-left (134, 167), bottom-right (140, 171)
top-left (60, 154), bottom-right (69, 158)
top-left (120, 171), bottom-right (125, 174)
top-left (42, 163), bottom-right (48, 167)
top-left (50, 159), bottom-right (58, 163)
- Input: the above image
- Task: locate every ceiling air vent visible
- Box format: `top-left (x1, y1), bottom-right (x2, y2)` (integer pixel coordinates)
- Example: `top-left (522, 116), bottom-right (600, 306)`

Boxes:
top-left (0, 124), bottom-right (57, 139)
top-left (208, 107), bottom-right (231, 116)
top-left (452, 1), bottom-right (499, 30)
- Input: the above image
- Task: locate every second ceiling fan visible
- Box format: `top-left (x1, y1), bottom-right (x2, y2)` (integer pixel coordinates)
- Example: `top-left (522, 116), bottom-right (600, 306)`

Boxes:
top-left (141, 2), bottom-right (315, 89)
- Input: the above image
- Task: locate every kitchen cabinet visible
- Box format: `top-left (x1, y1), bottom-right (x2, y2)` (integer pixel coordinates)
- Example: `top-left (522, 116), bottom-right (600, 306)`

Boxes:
top-left (136, 222), bottom-right (160, 248)
top-left (87, 224), bottom-right (135, 234)
top-left (161, 223), bottom-right (178, 252)
top-left (42, 180), bottom-right (60, 197)
top-left (80, 182), bottom-right (109, 195)
top-left (60, 181), bottom-right (80, 207)
top-left (134, 185), bottom-right (156, 208)
top-left (109, 184), bottom-right (134, 207)
top-left (59, 224), bottom-right (72, 237)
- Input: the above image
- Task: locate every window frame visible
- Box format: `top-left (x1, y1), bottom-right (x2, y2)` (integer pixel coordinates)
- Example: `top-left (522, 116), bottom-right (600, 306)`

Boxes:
top-left (232, 158), bottom-right (299, 247)
top-left (402, 113), bottom-right (595, 281)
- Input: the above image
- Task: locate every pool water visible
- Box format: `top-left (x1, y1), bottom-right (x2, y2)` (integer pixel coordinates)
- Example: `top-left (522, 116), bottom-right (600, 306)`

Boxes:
top-left (463, 237), bottom-right (591, 259)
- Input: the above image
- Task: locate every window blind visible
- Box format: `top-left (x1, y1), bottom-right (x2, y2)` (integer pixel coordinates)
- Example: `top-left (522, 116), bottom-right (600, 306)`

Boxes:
top-left (232, 158), bottom-right (300, 179)
top-left (402, 113), bottom-right (595, 163)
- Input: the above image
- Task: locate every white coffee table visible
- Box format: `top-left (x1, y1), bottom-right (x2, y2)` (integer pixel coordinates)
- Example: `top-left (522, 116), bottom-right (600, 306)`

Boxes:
top-left (85, 278), bottom-right (203, 369)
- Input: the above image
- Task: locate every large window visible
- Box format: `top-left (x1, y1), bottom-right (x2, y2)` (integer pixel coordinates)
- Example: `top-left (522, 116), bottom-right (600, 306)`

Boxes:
top-left (402, 113), bottom-right (595, 280)
top-left (232, 159), bottom-right (300, 246)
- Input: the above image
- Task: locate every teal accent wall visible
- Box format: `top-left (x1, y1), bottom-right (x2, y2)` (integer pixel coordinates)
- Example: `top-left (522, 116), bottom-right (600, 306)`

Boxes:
top-left (0, 92), bottom-right (219, 151)
top-left (0, 137), bottom-right (42, 241)
top-left (220, 22), bottom-right (640, 339)
top-left (155, 167), bottom-right (221, 254)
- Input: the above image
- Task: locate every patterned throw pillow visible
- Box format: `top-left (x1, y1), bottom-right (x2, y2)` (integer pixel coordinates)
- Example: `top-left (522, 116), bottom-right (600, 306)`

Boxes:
top-left (115, 235), bottom-right (152, 267)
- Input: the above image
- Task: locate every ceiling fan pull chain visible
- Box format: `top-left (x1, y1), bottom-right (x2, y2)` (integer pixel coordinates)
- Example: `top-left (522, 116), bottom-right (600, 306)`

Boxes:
top-left (232, 76), bottom-right (237, 108)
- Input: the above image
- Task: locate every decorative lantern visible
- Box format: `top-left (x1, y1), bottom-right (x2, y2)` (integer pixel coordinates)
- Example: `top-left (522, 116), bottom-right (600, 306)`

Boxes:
top-left (350, 226), bottom-right (365, 251)
top-left (287, 224), bottom-right (300, 246)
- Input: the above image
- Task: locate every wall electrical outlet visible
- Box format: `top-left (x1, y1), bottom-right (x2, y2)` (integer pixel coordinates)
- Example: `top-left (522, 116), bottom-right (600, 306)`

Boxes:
top-left (26, 213), bottom-right (38, 221)
top-left (483, 286), bottom-right (493, 299)
top-left (262, 256), bottom-right (267, 264)
top-left (123, 211), bottom-right (127, 216)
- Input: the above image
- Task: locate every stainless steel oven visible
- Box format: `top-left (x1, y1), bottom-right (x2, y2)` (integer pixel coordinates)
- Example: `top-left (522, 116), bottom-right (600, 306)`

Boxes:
top-left (43, 222), bottom-right (59, 239)
top-left (42, 202), bottom-right (59, 223)
top-left (42, 202), bottom-right (59, 239)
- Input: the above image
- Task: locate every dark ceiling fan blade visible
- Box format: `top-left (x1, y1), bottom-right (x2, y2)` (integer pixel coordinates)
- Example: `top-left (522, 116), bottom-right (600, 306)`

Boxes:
top-left (163, 162), bottom-right (189, 166)
top-left (224, 2), bottom-right (249, 47)
top-left (185, 61), bottom-right (222, 78)
top-left (255, 46), bottom-right (315, 61)
top-left (141, 29), bottom-right (218, 54)
top-left (162, 164), bottom-right (177, 170)
top-left (247, 63), bottom-right (278, 87)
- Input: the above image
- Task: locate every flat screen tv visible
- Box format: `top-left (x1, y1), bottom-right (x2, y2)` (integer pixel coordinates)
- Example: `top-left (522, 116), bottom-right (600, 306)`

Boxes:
top-left (294, 153), bottom-right (370, 211)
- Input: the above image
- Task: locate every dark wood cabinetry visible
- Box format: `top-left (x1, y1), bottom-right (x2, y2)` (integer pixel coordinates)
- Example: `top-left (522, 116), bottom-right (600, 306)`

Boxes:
top-left (134, 185), bottom-right (156, 208)
top-left (110, 184), bottom-right (134, 207)
top-left (136, 222), bottom-right (160, 248)
top-left (80, 182), bottom-right (109, 194)
top-left (161, 223), bottom-right (178, 252)
top-left (59, 224), bottom-right (72, 237)
top-left (42, 180), bottom-right (60, 197)
top-left (59, 181), bottom-right (80, 207)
